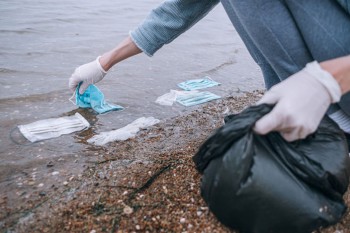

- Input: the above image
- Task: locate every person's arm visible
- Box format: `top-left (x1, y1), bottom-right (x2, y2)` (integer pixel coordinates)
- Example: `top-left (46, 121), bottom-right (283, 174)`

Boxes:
top-left (130, 0), bottom-right (220, 57)
top-left (69, 0), bottom-right (219, 94)
top-left (254, 55), bottom-right (350, 142)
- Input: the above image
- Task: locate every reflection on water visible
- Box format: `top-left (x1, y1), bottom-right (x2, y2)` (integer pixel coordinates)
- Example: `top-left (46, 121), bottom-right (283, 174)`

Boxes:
top-left (0, 0), bottom-right (263, 182)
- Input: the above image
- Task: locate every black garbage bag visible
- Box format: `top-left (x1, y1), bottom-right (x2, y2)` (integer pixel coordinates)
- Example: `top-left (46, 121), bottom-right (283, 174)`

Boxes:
top-left (193, 104), bottom-right (350, 233)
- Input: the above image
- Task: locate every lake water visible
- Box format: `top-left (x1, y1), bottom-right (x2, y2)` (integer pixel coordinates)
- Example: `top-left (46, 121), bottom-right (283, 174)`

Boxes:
top-left (0, 0), bottom-right (263, 182)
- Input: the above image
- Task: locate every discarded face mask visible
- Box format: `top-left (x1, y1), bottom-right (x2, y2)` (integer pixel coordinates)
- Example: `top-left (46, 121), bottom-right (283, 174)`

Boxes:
top-left (18, 113), bottom-right (90, 142)
top-left (177, 76), bottom-right (220, 91)
top-left (155, 90), bottom-right (199, 106)
top-left (70, 83), bottom-right (123, 114)
top-left (176, 91), bottom-right (221, 107)
top-left (88, 117), bottom-right (160, 146)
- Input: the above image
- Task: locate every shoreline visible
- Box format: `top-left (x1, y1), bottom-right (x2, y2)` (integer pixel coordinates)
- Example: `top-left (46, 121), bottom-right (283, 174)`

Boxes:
top-left (1, 91), bottom-right (349, 233)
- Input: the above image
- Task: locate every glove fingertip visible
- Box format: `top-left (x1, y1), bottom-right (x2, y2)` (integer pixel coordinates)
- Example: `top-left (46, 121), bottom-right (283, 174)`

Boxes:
top-left (253, 119), bottom-right (270, 135)
top-left (79, 84), bottom-right (88, 95)
top-left (256, 92), bottom-right (279, 105)
top-left (281, 132), bottom-right (298, 142)
top-left (253, 111), bottom-right (280, 135)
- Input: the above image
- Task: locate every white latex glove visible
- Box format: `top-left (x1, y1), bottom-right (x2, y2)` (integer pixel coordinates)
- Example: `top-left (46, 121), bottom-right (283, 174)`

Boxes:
top-left (254, 61), bottom-right (342, 141)
top-left (69, 56), bottom-right (107, 94)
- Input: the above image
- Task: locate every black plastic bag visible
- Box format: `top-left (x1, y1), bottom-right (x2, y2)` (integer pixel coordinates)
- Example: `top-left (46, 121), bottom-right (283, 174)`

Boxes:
top-left (193, 104), bottom-right (350, 233)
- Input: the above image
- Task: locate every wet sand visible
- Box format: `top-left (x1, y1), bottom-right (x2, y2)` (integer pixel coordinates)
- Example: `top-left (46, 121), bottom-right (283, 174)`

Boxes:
top-left (1, 91), bottom-right (350, 233)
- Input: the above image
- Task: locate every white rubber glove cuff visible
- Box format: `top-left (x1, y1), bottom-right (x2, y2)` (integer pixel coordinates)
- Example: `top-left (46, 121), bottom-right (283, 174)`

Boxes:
top-left (304, 61), bottom-right (341, 103)
top-left (96, 56), bottom-right (107, 74)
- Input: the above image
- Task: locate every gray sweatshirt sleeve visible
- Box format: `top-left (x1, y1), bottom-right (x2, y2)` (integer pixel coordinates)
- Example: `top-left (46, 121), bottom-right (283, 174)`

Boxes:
top-left (336, 0), bottom-right (350, 14)
top-left (130, 0), bottom-right (220, 56)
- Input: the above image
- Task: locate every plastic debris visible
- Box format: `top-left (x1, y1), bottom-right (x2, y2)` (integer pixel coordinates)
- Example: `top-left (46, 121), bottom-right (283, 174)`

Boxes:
top-left (70, 83), bottom-right (123, 114)
top-left (18, 113), bottom-right (90, 142)
top-left (155, 90), bottom-right (198, 106)
top-left (176, 91), bottom-right (221, 107)
top-left (88, 117), bottom-right (160, 146)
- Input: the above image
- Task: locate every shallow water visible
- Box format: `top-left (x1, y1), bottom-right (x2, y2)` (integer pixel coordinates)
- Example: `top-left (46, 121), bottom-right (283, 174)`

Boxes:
top-left (0, 0), bottom-right (263, 183)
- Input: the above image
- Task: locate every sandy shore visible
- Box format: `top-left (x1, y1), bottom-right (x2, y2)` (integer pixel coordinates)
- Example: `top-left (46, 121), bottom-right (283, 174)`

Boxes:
top-left (1, 91), bottom-right (350, 233)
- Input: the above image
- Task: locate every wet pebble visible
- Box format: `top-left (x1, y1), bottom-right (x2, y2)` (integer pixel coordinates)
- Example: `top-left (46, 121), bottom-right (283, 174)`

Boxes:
top-left (47, 161), bottom-right (54, 167)
top-left (123, 206), bottom-right (133, 215)
top-left (39, 192), bottom-right (46, 197)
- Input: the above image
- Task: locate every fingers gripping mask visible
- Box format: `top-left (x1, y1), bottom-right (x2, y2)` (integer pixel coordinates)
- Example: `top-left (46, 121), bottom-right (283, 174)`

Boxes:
top-left (71, 83), bottom-right (123, 114)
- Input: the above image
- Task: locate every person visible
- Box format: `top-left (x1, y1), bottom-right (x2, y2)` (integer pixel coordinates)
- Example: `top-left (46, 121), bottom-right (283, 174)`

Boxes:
top-left (69, 0), bottom-right (350, 142)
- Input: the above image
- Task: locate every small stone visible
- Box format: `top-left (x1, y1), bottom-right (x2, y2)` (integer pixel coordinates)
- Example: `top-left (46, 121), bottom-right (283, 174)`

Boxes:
top-left (52, 171), bottom-right (59, 176)
top-left (89, 230), bottom-right (96, 233)
top-left (135, 225), bottom-right (140, 230)
top-left (46, 161), bottom-right (54, 167)
top-left (63, 181), bottom-right (68, 186)
top-left (180, 218), bottom-right (186, 223)
top-left (28, 181), bottom-right (35, 186)
top-left (38, 183), bottom-right (44, 188)
top-left (196, 211), bottom-right (202, 216)
top-left (39, 192), bottom-right (46, 197)
top-left (123, 206), bottom-right (133, 215)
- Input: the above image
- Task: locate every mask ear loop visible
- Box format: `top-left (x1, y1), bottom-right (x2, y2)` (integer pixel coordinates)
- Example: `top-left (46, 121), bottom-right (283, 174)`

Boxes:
top-left (9, 127), bottom-right (34, 146)
top-left (69, 91), bottom-right (77, 105)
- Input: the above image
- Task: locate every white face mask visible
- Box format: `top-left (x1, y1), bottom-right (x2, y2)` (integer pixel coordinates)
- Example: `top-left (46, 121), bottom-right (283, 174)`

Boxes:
top-left (18, 113), bottom-right (90, 142)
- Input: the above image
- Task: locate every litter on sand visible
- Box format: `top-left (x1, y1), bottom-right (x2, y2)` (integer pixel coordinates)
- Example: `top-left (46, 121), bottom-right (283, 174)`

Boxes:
top-left (176, 91), bottom-right (221, 107)
top-left (18, 113), bottom-right (90, 142)
top-left (155, 90), bottom-right (199, 106)
top-left (177, 76), bottom-right (220, 91)
top-left (155, 90), bottom-right (221, 107)
top-left (70, 83), bottom-right (123, 114)
top-left (87, 117), bottom-right (160, 146)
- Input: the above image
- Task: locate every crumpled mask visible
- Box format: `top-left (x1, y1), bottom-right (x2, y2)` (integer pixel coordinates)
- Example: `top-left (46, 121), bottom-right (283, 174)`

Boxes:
top-left (71, 83), bottom-right (124, 114)
top-left (177, 76), bottom-right (220, 91)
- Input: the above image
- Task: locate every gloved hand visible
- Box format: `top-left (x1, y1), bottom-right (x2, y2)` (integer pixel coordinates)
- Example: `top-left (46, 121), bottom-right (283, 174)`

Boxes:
top-left (254, 61), bottom-right (342, 141)
top-left (69, 56), bottom-right (107, 94)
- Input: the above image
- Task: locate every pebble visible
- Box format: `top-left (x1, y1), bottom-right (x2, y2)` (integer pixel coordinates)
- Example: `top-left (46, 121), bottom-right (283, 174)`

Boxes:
top-left (52, 171), bottom-right (59, 176)
top-left (135, 225), bottom-right (140, 230)
top-left (196, 211), bottom-right (202, 216)
top-left (39, 192), bottom-right (46, 197)
top-left (123, 206), bottom-right (133, 215)
top-left (38, 183), bottom-right (44, 188)
top-left (89, 230), bottom-right (96, 233)
top-left (63, 181), bottom-right (68, 186)
top-left (180, 218), bottom-right (186, 223)
top-left (47, 161), bottom-right (54, 167)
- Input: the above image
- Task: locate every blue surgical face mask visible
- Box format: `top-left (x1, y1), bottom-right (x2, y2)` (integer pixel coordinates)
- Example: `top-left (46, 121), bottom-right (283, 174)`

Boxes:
top-left (177, 76), bottom-right (220, 91)
top-left (70, 83), bottom-right (123, 114)
top-left (176, 91), bottom-right (221, 107)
